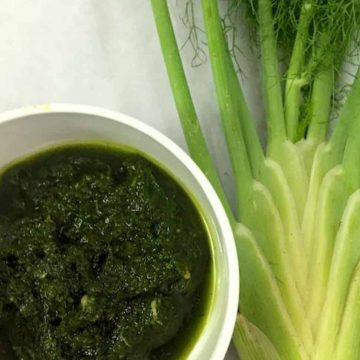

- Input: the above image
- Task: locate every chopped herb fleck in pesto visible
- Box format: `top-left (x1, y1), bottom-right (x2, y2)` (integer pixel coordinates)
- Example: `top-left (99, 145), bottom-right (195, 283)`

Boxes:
top-left (0, 144), bottom-right (211, 360)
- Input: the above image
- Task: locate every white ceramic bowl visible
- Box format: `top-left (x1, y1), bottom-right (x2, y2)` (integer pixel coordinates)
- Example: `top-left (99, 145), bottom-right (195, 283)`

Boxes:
top-left (0, 104), bottom-right (238, 360)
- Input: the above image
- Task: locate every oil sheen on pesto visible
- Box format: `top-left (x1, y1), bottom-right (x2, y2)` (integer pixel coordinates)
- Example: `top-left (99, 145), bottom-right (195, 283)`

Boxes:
top-left (0, 144), bottom-right (211, 360)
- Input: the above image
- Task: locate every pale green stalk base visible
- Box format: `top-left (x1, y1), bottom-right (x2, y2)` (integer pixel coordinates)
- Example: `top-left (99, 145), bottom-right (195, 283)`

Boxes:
top-left (333, 261), bottom-right (360, 360)
top-left (269, 141), bottom-right (309, 219)
top-left (301, 143), bottom-right (340, 257)
top-left (233, 315), bottom-right (281, 360)
top-left (306, 166), bottom-right (350, 328)
top-left (234, 224), bottom-right (307, 359)
top-left (261, 159), bottom-right (308, 294)
top-left (314, 190), bottom-right (360, 359)
top-left (296, 138), bottom-right (318, 178)
top-left (241, 182), bottom-right (313, 352)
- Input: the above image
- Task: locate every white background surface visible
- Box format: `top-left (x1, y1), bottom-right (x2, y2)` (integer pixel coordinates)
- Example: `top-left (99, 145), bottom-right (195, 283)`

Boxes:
top-left (0, 1), bottom-right (265, 358)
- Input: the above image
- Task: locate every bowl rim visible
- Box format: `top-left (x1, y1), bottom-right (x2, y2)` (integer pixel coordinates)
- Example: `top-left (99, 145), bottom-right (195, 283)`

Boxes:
top-left (0, 103), bottom-right (239, 360)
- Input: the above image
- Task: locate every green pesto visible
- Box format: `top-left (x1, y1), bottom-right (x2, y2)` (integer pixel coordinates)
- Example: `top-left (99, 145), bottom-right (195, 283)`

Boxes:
top-left (0, 143), bottom-right (212, 360)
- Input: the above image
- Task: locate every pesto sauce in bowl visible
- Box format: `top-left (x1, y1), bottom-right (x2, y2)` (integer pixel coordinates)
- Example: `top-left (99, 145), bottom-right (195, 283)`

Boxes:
top-left (0, 144), bottom-right (212, 360)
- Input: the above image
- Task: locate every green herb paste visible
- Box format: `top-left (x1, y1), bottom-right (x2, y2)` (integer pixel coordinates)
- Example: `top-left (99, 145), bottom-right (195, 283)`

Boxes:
top-left (0, 144), bottom-right (211, 360)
